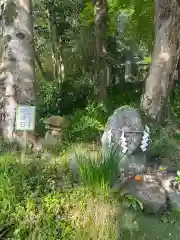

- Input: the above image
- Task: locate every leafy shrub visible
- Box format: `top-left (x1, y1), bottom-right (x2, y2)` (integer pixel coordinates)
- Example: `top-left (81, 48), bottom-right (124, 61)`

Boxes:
top-left (65, 102), bottom-right (107, 141)
top-left (149, 125), bottom-right (180, 161)
top-left (122, 194), bottom-right (143, 212)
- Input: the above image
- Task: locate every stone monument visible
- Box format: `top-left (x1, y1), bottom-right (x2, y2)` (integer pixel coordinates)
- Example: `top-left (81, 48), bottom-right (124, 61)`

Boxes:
top-left (101, 106), bottom-right (149, 175)
top-left (101, 106), bottom-right (169, 213)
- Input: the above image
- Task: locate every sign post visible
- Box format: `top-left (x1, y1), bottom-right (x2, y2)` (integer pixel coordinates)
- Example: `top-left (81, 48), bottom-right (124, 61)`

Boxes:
top-left (15, 105), bottom-right (36, 159)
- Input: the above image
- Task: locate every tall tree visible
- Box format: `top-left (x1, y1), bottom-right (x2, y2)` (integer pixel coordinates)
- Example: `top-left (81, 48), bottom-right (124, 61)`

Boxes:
top-left (141, 0), bottom-right (180, 121)
top-left (93, 0), bottom-right (108, 101)
top-left (46, 0), bottom-right (65, 84)
top-left (0, 0), bottom-right (35, 140)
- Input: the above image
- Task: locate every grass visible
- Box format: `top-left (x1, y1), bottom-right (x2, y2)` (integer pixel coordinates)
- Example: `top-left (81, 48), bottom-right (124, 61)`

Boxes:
top-left (1, 130), bottom-right (180, 239)
top-left (76, 149), bottom-right (119, 189)
top-left (0, 148), bottom-right (121, 239)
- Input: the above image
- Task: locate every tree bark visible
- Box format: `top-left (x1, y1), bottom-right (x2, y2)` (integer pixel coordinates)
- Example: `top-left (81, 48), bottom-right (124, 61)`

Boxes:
top-left (93, 0), bottom-right (108, 101)
top-left (141, 0), bottom-right (180, 121)
top-left (0, 0), bottom-right (35, 141)
top-left (47, 5), bottom-right (64, 85)
top-left (35, 53), bottom-right (47, 81)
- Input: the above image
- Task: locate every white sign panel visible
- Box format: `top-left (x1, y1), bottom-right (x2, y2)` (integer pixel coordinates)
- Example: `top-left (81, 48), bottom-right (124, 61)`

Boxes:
top-left (15, 105), bottom-right (36, 131)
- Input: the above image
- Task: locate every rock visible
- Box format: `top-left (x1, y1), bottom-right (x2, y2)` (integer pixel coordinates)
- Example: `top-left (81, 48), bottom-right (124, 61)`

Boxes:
top-left (159, 158), bottom-right (173, 169)
top-left (101, 106), bottom-right (148, 175)
top-left (119, 153), bottom-right (147, 175)
top-left (111, 179), bottom-right (123, 192)
top-left (44, 115), bottom-right (69, 145)
top-left (160, 172), bottom-right (180, 209)
top-left (68, 153), bottom-right (78, 181)
top-left (44, 130), bottom-right (61, 145)
top-left (44, 116), bottom-right (68, 128)
top-left (101, 106), bottom-right (145, 154)
top-left (121, 180), bottom-right (167, 213)
top-left (168, 191), bottom-right (180, 209)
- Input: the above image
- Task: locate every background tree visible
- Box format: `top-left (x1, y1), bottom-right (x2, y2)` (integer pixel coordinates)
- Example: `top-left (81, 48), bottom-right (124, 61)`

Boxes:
top-left (93, 0), bottom-right (108, 101)
top-left (0, 0), bottom-right (35, 140)
top-left (141, 0), bottom-right (180, 122)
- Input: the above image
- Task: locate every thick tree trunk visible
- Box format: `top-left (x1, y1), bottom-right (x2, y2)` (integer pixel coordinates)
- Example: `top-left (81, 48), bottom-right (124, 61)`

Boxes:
top-left (0, 0), bottom-right (35, 141)
top-left (93, 0), bottom-right (108, 101)
top-left (141, 0), bottom-right (180, 121)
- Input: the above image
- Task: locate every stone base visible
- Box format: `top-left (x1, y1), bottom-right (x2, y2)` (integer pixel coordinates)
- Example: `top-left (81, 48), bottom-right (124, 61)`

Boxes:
top-left (121, 180), bottom-right (167, 213)
top-left (112, 170), bottom-right (180, 214)
top-left (119, 153), bottom-right (147, 175)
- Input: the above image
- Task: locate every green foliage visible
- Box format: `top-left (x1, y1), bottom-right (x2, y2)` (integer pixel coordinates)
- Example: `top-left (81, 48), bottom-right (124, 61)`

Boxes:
top-left (175, 170), bottom-right (180, 181)
top-left (172, 84), bottom-right (180, 121)
top-left (66, 102), bottom-right (106, 141)
top-left (149, 125), bottom-right (180, 162)
top-left (76, 150), bottom-right (119, 189)
top-left (3, 0), bottom-right (180, 238)
top-left (0, 152), bottom-right (120, 239)
top-left (114, 0), bottom-right (154, 50)
top-left (122, 194), bottom-right (143, 212)
top-left (32, 0), bottom-right (153, 131)
top-left (80, 1), bottom-right (94, 27)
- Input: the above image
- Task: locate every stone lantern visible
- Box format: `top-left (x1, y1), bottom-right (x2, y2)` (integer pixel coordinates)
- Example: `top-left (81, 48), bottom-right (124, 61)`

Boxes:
top-left (44, 116), bottom-right (68, 144)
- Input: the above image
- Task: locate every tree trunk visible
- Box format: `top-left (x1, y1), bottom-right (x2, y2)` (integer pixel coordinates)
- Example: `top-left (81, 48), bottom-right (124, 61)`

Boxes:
top-left (0, 0), bottom-right (35, 141)
top-left (93, 0), bottom-right (108, 101)
top-left (141, 0), bottom-right (180, 121)
top-left (47, 6), bottom-right (58, 81)
top-left (35, 53), bottom-right (46, 81)
top-left (47, 6), bottom-right (65, 85)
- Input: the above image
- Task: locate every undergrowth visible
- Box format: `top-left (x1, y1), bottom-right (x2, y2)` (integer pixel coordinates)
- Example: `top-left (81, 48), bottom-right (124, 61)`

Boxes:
top-left (1, 101), bottom-right (180, 239)
top-left (0, 150), bottom-right (121, 239)
top-left (76, 150), bottom-right (119, 189)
